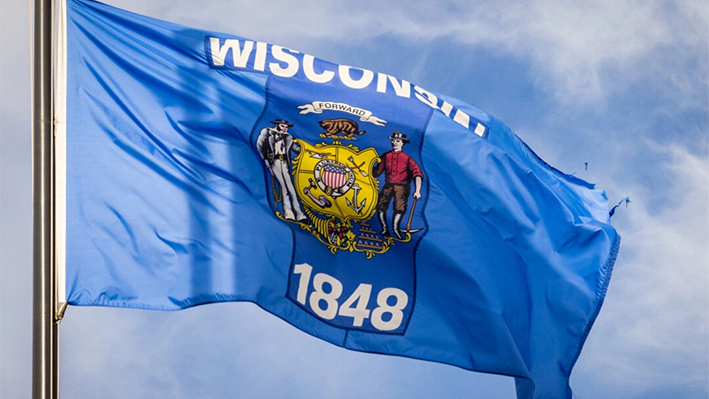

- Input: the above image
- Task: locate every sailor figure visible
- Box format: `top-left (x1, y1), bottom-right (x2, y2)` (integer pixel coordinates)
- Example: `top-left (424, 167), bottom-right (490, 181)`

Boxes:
top-left (256, 119), bottom-right (308, 222)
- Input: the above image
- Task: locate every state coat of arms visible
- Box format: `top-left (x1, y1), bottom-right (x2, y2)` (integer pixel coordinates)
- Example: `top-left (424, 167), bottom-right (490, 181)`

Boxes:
top-left (255, 106), bottom-right (424, 258)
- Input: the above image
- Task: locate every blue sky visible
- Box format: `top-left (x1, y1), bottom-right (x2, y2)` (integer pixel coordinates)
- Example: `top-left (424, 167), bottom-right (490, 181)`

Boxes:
top-left (1, 0), bottom-right (707, 398)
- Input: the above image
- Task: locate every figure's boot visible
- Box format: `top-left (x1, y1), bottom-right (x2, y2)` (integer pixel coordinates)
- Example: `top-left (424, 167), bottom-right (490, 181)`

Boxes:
top-left (378, 211), bottom-right (389, 236)
top-left (393, 212), bottom-right (404, 240)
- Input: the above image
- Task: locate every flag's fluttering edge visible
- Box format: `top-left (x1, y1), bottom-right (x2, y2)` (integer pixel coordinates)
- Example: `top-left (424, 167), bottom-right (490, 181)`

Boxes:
top-left (57, 1), bottom-right (620, 398)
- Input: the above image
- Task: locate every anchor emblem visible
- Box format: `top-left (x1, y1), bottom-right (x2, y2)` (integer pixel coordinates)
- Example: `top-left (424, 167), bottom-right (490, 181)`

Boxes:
top-left (292, 139), bottom-right (386, 256)
top-left (346, 183), bottom-right (366, 214)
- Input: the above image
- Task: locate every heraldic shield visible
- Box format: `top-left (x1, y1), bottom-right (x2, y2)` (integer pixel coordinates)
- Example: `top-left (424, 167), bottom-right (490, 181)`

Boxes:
top-left (292, 140), bottom-right (395, 257)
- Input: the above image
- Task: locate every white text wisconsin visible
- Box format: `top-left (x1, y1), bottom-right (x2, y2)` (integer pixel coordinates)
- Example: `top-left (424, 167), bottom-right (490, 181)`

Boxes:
top-left (206, 37), bottom-right (486, 136)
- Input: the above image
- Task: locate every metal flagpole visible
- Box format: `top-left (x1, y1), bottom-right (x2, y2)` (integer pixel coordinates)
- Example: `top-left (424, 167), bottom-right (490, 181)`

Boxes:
top-left (32, 0), bottom-right (60, 398)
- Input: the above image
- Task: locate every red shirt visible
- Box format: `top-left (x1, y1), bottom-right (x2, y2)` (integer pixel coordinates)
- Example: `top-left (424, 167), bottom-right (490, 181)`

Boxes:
top-left (373, 150), bottom-right (423, 185)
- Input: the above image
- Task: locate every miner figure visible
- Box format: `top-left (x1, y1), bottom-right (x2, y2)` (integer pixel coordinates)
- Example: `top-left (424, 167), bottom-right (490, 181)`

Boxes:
top-left (373, 131), bottom-right (423, 239)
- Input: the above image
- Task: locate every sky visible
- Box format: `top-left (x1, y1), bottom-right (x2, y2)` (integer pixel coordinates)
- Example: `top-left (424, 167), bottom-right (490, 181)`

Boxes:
top-left (1, 0), bottom-right (707, 398)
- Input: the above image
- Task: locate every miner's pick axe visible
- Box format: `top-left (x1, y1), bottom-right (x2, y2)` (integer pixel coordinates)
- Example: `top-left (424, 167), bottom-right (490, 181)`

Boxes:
top-left (405, 197), bottom-right (423, 233)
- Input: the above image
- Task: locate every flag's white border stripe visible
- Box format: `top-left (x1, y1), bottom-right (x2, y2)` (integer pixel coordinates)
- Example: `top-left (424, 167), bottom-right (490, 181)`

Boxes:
top-left (55, 0), bottom-right (67, 304)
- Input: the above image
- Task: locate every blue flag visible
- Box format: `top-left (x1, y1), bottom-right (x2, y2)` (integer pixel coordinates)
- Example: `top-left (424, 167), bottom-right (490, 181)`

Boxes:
top-left (56, 0), bottom-right (620, 397)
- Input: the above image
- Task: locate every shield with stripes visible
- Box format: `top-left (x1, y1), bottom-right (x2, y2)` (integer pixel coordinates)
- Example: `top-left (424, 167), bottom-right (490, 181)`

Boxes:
top-left (315, 160), bottom-right (354, 197)
top-left (292, 139), bottom-right (379, 225)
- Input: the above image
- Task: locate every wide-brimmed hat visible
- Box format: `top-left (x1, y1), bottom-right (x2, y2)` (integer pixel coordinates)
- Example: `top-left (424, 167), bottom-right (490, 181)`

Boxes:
top-left (388, 130), bottom-right (410, 143)
top-left (271, 119), bottom-right (294, 127)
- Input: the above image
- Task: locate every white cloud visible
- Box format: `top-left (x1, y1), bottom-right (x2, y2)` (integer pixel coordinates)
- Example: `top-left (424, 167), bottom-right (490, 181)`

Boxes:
top-left (61, 304), bottom-right (516, 398)
top-left (108, 0), bottom-right (707, 109)
top-left (573, 143), bottom-right (709, 397)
